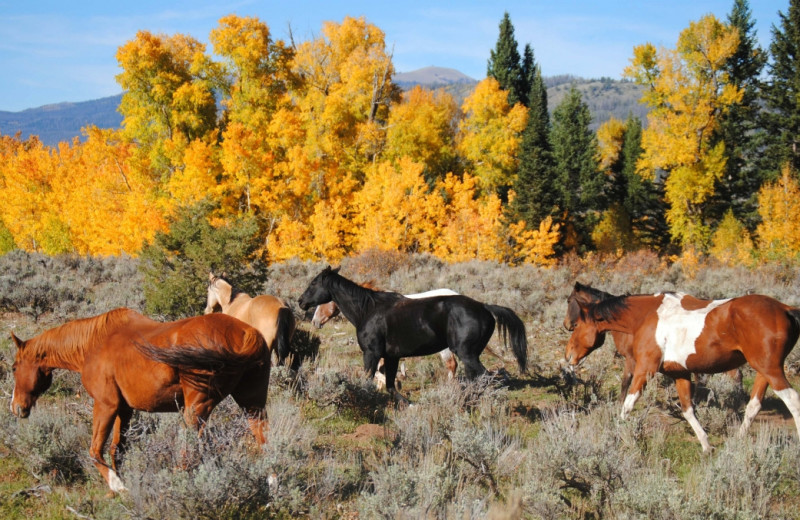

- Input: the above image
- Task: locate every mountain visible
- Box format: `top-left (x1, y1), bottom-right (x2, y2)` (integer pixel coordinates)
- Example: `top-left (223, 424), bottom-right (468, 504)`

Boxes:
top-left (0, 68), bottom-right (648, 146)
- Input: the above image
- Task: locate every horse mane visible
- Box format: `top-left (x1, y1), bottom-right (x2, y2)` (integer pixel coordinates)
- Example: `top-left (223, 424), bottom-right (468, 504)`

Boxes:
top-left (325, 271), bottom-right (401, 314)
top-left (212, 273), bottom-right (248, 302)
top-left (576, 282), bottom-right (617, 301)
top-left (24, 308), bottom-right (139, 367)
top-left (588, 294), bottom-right (630, 322)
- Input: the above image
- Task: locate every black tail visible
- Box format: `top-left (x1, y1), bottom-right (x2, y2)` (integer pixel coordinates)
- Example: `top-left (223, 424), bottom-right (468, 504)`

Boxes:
top-left (274, 306), bottom-right (296, 365)
top-left (484, 304), bottom-right (528, 374)
top-left (788, 309), bottom-right (800, 337)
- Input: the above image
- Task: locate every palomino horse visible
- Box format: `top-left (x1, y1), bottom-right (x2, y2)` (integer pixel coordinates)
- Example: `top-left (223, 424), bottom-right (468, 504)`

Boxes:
top-left (10, 308), bottom-right (271, 492)
top-left (565, 290), bottom-right (800, 451)
top-left (563, 282), bottom-right (741, 398)
top-left (312, 287), bottom-right (460, 383)
top-left (298, 267), bottom-right (527, 401)
top-left (206, 272), bottom-right (296, 366)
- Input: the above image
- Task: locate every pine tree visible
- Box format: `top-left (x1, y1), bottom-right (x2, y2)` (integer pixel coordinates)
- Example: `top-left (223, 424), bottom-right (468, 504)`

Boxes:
top-left (762, 0), bottom-right (800, 178)
top-left (487, 12), bottom-right (525, 106)
top-left (710, 0), bottom-right (766, 228)
top-left (551, 87), bottom-right (601, 250)
top-left (621, 116), bottom-right (670, 250)
top-left (509, 62), bottom-right (554, 227)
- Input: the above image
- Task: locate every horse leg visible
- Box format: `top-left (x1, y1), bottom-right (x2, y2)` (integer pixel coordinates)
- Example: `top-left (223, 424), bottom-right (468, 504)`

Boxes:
top-left (619, 356), bottom-right (635, 401)
top-left (90, 402), bottom-right (127, 493)
top-left (675, 377), bottom-right (711, 452)
top-left (381, 357), bottom-right (408, 404)
top-left (621, 371), bottom-right (650, 419)
top-left (231, 370), bottom-right (270, 445)
top-left (374, 358), bottom-right (387, 390)
top-left (363, 350), bottom-right (381, 381)
top-left (440, 349), bottom-right (457, 380)
top-left (109, 405), bottom-right (133, 473)
top-left (760, 372), bottom-right (800, 440)
top-left (739, 372), bottom-right (768, 437)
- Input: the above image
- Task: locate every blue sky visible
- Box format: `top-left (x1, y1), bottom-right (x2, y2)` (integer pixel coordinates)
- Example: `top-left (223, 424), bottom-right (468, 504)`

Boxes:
top-left (0, 0), bottom-right (788, 112)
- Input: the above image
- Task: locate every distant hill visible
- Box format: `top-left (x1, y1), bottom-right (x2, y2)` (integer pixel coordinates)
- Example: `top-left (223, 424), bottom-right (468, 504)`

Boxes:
top-left (0, 68), bottom-right (647, 146)
top-left (0, 94), bottom-right (123, 146)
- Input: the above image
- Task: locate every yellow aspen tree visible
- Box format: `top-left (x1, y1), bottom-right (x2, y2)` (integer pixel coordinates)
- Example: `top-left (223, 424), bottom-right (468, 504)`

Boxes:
top-left (351, 158), bottom-right (437, 253)
top-left (292, 16), bottom-right (401, 185)
top-left (457, 77), bottom-right (527, 196)
top-left (710, 209), bottom-right (754, 266)
top-left (432, 173), bottom-right (507, 262)
top-left (508, 216), bottom-right (561, 267)
top-left (624, 14), bottom-right (742, 249)
top-left (755, 166), bottom-right (800, 261)
top-left (385, 86), bottom-right (459, 180)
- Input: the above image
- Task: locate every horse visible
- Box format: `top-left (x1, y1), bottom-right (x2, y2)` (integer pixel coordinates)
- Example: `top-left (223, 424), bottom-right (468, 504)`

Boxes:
top-left (206, 272), bottom-right (296, 367)
top-left (563, 282), bottom-right (742, 398)
top-left (298, 266), bottom-right (527, 401)
top-left (312, 286), bottom-right (460, 382)
top-left (564, 290), bottom-right (800, 451)
top-left (10, 308), bottom-right (271, 492)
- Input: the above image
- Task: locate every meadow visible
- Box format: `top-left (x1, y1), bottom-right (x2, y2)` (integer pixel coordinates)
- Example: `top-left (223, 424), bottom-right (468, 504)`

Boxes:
top-left (1, 249), bottom-right (799, 519)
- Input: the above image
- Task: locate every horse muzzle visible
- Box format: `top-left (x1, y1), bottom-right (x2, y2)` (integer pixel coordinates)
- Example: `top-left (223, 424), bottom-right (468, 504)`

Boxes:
top-left (11, 403), bottom-right (31, 418)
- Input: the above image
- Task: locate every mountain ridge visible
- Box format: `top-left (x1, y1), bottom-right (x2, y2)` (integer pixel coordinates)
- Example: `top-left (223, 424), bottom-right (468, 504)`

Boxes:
top-left (0, 67), bottom-right (646, 146)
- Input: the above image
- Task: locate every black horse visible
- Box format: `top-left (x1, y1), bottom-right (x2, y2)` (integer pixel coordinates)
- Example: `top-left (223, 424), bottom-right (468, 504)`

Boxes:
top-left (297, 267), bottom-right (528, 399)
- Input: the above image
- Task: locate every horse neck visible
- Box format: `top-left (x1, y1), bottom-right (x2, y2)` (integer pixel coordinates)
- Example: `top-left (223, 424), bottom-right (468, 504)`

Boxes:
top-left (24, 312), bottom-right (119, 372)
top-left (596, 295), bottom-right (659, 335)
top-left (325, 274), bottom-right (376, 327)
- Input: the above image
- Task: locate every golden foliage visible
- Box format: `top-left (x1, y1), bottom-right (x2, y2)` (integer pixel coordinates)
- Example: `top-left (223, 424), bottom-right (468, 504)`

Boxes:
top-left (710, 210), bottom-right (754, 266)
top-left (755, 166), bottom-right (800, 261)
top-left (457, 78), bottom-right (527, 195)
top-left (509, 216), bottom-right (561, 267)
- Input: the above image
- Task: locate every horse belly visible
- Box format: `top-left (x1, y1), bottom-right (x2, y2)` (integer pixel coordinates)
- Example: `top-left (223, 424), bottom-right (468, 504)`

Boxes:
top-left (116, 364), bottom-right (185, 412)
top-left (385, 326), bottom-right (444, 357)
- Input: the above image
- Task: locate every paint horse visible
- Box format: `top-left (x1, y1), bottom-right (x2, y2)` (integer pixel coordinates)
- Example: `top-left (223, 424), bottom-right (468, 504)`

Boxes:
top-left (312, 286), bottom-right (460, 383)
top-left (565, 290), bottom-right (800, 451)
top-left (206, 272), bottom-right (296, 367)
top-left (298, 267), bottom-right (527, 401)
top-left (10, 308), bottom-right (271, 492)
top-left (564, 282), bottom-right (741, 398)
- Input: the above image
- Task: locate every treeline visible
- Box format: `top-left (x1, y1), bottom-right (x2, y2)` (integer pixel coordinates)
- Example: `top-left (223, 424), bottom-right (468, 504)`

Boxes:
top-left (1, 0), bottom-right (799, 267)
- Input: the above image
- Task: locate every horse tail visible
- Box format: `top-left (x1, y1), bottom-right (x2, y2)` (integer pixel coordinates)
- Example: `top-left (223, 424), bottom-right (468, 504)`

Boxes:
top-left (484, 304), bottom-right (528, 374)
top-left (788, 308), bottom-right (800, 339)
top-left (136, 329), bottom-right (268, 376)
top-left (274, 305), bottom-right (296, 365)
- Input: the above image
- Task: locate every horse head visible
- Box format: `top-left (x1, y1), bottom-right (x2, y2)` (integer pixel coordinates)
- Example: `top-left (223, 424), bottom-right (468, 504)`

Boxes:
top-left (298, 266), bottom-right (339, 311)
top-left (9, 333), bottom-right (53, 418)
top-left (205, 272), bottom-right (233, 314)
top-left (564, 300), bottom-right (607, 367)
top-left (311, 301), bottom-right (340, 328)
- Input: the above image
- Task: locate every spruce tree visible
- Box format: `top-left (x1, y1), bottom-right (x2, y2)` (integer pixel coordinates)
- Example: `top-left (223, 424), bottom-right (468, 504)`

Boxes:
top-left (510, 63), bottom-right (554, 226)
top-left (762, 0), bottom-right (800, 177)
top-left (551, 87), bottom-right (601, 250)
top-left (487, 12), bottom-right (525, 106)
top-left (710, 0), bottom-right (766, 228)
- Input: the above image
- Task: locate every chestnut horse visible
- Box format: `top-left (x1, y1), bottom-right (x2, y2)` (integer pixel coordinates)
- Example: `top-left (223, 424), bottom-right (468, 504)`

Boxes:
top-left (206, 272), bottom-right (296, 366)
top-left (298, 267), bottom-right (527, 401)
top-left (10, 308), bottom-right (270, 492)
top-left (565, 291), bottom-right (800, 451)
top-left (564, 282), bottom-right (741, 398)
top-left (312, 287), bottom-right (460, 382)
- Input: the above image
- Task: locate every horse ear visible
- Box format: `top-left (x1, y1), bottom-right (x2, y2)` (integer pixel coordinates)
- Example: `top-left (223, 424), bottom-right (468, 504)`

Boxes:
top-left (331, 266), bottom-right (341, 274)
top-left (10, 333), bottom-right (25, 350)
top-left (208, 272), bottom-right (215, 281)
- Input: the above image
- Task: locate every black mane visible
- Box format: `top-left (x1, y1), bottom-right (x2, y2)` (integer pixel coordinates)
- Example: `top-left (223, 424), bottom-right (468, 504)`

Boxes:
top-left (588, 294), bottom-right (630, 322)
top-left (575, 282), bottom-right (616, 301)
top-left (322, 270), bottom-right (403, 323)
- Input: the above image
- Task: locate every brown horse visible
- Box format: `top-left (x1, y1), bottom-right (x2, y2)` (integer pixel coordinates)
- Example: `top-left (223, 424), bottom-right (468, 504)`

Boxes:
top-left (565, 290), bottom-right (800, 451)
top-left (205, 272), bottom-right (296, 366)
top-left (10, 308), bottom-right (271, 492)
top-left (564, 282), bottom-right (742, 397)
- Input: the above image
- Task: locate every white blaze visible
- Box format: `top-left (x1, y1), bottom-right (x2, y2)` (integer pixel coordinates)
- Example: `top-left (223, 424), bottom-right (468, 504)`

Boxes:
top-left (654, 293), bottom-right (730, 369)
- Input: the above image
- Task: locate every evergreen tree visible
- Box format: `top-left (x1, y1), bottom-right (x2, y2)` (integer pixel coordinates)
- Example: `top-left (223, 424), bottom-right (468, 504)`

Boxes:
top-left (139, 202), bottom-right (267, 319)
top-left (762, 0), bottom-right (800, 178)
top-left (519, 43), bottom-right (535, 107)
top-left (487, 12), bottom-right (525, 106)
top-left (710, 0), bottom-right (766, 228)
top-left (620, 116), bottom-right (670, 250)
top-left (551, 87), bottom-right (602, 250)
top-left (510, 63), bottom-right (554, 227)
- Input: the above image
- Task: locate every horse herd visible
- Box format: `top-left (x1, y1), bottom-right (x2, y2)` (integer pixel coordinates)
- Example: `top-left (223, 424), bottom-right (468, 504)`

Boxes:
top-left (8, 266), bottom-right (800, 492)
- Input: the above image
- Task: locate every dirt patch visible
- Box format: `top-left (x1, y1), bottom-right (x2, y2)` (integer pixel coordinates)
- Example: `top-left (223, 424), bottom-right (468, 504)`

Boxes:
top-left (344, 423), bottom-right (397, 443)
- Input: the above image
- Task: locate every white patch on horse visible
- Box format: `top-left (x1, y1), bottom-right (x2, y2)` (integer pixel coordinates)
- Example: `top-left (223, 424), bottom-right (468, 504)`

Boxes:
top-left (406, 289), bottom-right (459, 298)
top-left (107, 469), bottom-right (127, 492)
top-left (9, 388), bottom-right (15, 414)
top-left (654, 293), bottom-right (730, 369)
